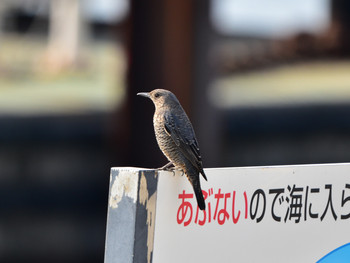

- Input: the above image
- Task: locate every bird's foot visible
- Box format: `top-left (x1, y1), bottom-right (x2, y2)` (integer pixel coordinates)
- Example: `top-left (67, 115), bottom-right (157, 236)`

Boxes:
top-left (158, 162), bottom-right (185, 177)
top-left (158, 161), bottom-right (174, 170)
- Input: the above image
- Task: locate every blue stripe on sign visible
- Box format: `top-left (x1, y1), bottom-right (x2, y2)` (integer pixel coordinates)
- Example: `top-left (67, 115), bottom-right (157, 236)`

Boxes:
top-left (317, 243), bottom-right (350, 263)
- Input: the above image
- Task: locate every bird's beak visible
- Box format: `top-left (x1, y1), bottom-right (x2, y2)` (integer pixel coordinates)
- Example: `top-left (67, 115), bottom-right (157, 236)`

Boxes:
top-left (137, 92), bottom-right (151, 99)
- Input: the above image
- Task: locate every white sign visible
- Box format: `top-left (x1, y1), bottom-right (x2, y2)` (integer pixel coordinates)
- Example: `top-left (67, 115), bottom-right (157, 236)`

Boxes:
top-left (152, 163), bottom-right (350, 263)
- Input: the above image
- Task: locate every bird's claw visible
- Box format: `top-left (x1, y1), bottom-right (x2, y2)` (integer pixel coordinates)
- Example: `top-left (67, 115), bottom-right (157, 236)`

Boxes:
top-left (158, 163), bottom-right (184, 177)
top-left (158, 161), bottom-right (174, 170)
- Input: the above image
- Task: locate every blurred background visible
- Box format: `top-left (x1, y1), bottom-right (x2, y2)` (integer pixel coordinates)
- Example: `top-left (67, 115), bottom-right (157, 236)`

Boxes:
top-left (0, 0), bottom-right (350, 262)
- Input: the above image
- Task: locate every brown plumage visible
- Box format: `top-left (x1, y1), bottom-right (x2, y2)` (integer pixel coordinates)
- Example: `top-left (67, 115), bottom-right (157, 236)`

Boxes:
top-left (137, 89), bottom-right (207, 210)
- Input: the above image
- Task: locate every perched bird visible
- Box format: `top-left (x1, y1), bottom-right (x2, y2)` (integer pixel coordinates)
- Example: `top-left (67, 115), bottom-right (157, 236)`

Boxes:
top-left (137, 89), bottom-right (207, 210)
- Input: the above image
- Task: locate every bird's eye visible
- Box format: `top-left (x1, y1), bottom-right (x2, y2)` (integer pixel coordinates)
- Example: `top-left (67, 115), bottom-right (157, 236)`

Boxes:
top-left (154, 93), bottom-right (160, 98)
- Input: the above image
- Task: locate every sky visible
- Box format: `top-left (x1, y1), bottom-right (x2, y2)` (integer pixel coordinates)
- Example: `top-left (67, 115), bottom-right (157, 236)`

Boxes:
top-left (87, 0), bottom-right (331, 38)
top-left (211, 0), bottom-right (331, 38)
top-left (84, 0), bottom-right (129, 23)
top-left (22, 0), bottom-right (330, 38)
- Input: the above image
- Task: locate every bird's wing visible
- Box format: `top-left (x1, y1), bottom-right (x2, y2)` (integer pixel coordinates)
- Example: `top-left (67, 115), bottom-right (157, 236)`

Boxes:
top-left (164, 111), bottom-right (207, 181)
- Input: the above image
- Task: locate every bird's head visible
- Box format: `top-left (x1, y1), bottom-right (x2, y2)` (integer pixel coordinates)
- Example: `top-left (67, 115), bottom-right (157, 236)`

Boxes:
top-left (137, 89), bottom-right (179, 108)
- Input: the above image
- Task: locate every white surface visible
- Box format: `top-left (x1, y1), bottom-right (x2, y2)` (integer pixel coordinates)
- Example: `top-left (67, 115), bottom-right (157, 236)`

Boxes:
top-left (153, 163), bottom-right (350, 263)
top-left (109, 169), bottom-right (139, 209)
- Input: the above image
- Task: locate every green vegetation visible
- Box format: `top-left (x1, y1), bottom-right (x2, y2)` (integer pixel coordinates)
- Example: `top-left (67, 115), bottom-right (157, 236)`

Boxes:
top-left (0, 35), bottom-right (125, 115)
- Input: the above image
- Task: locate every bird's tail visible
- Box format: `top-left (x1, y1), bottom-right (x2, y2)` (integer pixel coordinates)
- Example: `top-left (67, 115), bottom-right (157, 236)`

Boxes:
top-left (200, 169), bottom-right (208, 181)
top-left (192, 180), bottom-right (206, 210)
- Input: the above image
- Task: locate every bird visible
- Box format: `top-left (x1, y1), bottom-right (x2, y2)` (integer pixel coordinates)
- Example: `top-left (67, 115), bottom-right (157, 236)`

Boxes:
top-left (137, 89), bottom-right (207, 210)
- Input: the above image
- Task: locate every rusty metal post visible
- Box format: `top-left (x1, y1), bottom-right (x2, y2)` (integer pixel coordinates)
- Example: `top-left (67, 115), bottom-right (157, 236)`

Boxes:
top-left (125, 1), bottom-right (200, 168)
